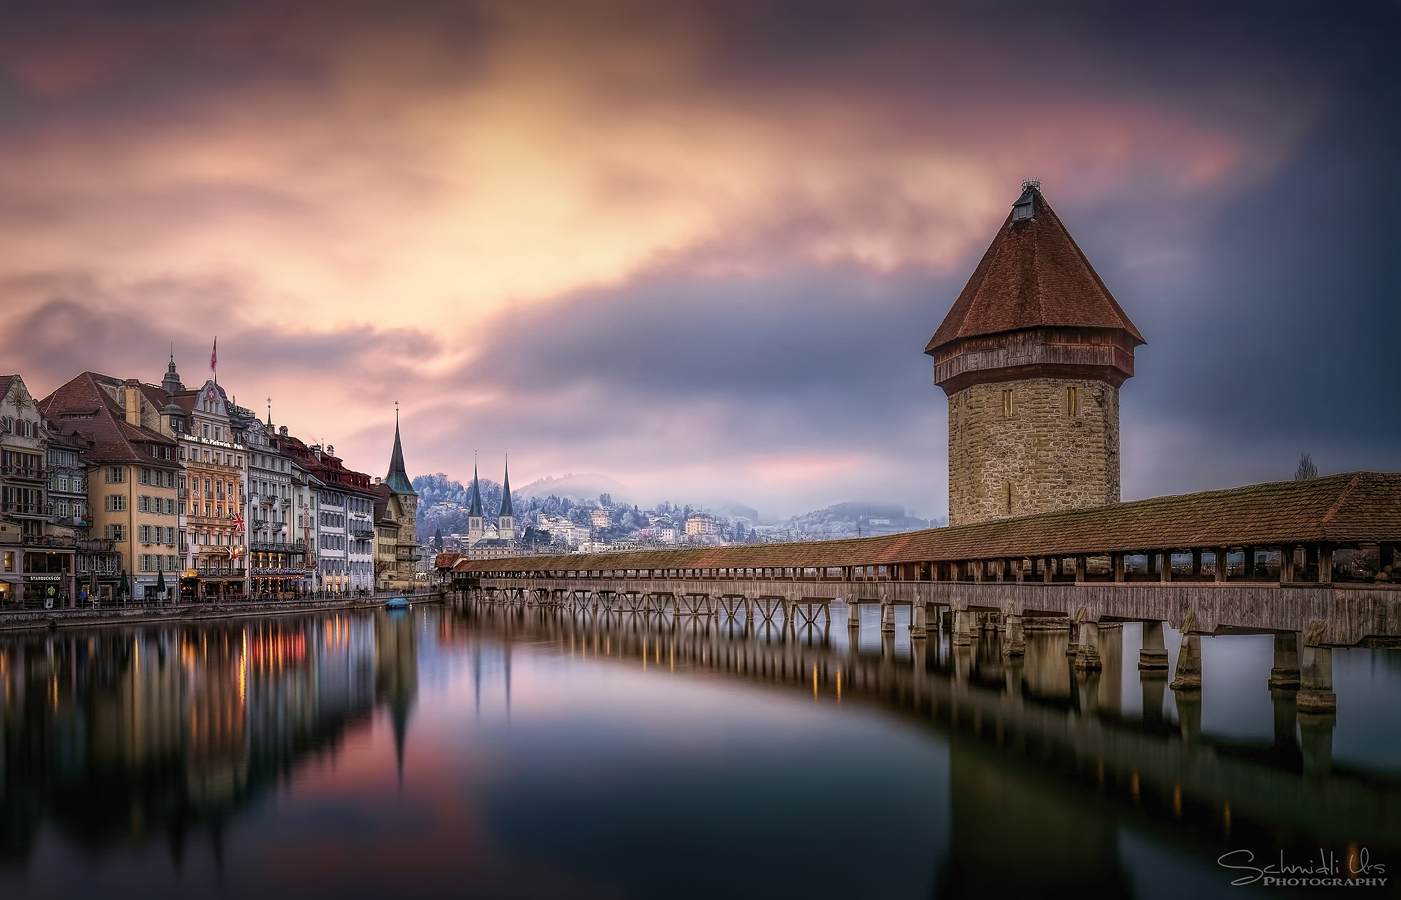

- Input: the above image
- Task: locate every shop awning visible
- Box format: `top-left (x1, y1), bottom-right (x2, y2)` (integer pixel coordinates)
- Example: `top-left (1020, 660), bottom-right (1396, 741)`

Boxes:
top-left (0, 575), bottom-right (23, 584)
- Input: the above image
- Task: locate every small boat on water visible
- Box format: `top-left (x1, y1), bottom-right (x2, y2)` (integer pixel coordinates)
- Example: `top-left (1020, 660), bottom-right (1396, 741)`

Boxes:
top-left (384, 597), bottom-right (410, 610)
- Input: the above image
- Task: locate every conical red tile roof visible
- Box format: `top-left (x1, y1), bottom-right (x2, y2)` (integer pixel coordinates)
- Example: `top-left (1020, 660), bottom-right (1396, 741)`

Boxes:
top-left (926, 186), bottom-right (1144, 353)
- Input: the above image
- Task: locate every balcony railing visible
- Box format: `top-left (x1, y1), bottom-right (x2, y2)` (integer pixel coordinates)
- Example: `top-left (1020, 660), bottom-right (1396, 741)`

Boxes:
top-left (50, 515), bottom-right (91, 528)
top-left (0, 501), bottom-right (44, 516)
top-left (251, 539), bottom-right (306, 553)
top-left (77, 558), bottom-right (121, 576)
top-left (0, 464), bottom-right (47, 480)
top-left (23, 534), bottom-right (75, 548)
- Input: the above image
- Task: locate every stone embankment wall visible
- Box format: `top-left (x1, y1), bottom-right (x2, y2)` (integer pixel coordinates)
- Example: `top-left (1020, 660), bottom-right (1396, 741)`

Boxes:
top-left (0, 593), bottom-right (446, 633)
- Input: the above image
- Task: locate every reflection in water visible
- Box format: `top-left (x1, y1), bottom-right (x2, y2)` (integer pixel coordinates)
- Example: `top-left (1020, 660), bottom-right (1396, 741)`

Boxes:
top-left (0, 611), bottom-right (410, 866)
top-left (0, 600), bottom-right (1396, 898)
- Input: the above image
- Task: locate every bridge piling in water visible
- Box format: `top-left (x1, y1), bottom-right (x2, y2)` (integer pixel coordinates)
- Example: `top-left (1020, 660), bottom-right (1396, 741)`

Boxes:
top-left (1268, 632), bottom-right (1301, 690)
top-left (1170, 633), bottom-right (1202, 691)
top-left (1139, 621), bottom-right (1169, 670)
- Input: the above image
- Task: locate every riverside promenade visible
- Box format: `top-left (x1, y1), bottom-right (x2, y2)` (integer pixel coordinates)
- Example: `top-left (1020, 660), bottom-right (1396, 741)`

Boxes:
top-left (0, 589), bottom-right (445, 633)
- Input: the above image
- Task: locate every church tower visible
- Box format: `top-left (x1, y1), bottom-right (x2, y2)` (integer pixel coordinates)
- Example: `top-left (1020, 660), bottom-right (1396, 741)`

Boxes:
top-left (927, 183), bottom-right (1144, 526)
top-left (384, 411), bottom-right (418, 582)
top-left (467, 462), bottom-right (484, 544)
top-left (498, 455), bottom-right (515, 542)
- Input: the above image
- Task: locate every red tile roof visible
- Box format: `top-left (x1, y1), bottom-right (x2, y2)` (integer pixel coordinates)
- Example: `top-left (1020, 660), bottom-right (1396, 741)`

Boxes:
top-left (926, 187), bottom-right (1144, 353)
top-left (446, 473), bottom-right (1401, 573)
top-left (39, 372), bottom-right (180, 468)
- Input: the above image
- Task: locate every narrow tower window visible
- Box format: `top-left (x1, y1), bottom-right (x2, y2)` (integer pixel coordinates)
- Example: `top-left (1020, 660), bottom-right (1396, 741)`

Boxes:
top-left (1065, 386), bottom-right (1078, 416)
top-left (1002, 389), bottom-right (1013, 418)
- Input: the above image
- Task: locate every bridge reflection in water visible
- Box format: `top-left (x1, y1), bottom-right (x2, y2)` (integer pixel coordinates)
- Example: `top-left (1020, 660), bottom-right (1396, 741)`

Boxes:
top-left (453, 593), bottom-right (1401, 894)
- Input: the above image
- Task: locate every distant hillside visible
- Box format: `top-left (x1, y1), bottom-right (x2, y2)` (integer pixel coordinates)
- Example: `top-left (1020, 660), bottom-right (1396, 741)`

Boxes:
top-left (784, 501), bottom-right (938, 539)
top-left (518, 473), bottom-right (631, 503)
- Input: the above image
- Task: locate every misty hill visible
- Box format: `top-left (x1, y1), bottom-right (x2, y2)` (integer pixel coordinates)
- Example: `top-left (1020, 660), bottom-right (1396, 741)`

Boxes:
top-left (783, 501), bottom-right (937, 539)
top-left (518, 473), bottom-right (631, 503)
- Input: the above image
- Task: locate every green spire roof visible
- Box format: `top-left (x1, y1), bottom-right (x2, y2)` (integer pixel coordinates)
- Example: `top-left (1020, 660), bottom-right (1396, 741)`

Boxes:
top-left (385, 413), bottom-right (415, 495)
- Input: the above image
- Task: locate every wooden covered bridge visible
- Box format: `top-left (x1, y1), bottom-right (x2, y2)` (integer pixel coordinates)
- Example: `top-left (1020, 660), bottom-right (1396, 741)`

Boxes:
top-left (439, 472), bottom-right (1401, 712)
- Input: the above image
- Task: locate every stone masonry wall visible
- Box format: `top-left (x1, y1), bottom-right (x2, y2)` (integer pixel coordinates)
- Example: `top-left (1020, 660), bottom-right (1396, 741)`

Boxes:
top-left (948, 377), bottom-right (1119, 526)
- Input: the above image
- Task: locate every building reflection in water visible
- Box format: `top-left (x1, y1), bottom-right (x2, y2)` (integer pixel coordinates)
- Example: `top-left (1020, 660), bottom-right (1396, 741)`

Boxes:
top-left (0, 610), bottom-right (417, 864)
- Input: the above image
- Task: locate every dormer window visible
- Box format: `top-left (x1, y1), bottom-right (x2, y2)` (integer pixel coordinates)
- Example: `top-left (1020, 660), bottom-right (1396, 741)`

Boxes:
top-left (1012, 180), bottom-right (1039, 222)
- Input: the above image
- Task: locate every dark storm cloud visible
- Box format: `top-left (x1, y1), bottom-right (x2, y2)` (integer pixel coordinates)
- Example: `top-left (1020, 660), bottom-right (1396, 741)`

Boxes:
top-left (0, 0), bottom-right (1393, 514)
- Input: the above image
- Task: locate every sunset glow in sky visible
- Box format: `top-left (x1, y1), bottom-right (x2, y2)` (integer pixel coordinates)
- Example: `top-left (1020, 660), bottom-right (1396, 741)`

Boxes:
top-left (2, 2), bottom-right (1394, 518)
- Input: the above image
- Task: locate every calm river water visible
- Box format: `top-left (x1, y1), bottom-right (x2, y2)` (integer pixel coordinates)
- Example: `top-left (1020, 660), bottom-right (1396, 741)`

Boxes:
top-left (0, 602), bottom-right (1397, 898)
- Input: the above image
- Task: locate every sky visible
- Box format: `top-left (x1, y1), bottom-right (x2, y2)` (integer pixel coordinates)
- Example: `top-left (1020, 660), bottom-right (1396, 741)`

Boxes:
top-left (0, 0), bottom-right (1395, 520)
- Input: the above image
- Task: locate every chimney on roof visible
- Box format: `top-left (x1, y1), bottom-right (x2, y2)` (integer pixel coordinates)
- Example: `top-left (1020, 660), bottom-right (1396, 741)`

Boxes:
top-left (279, 425), bottom-right (288, 436)
top-left (122, 379), bottom-right (142, 427)
top-left (327, 444), bottom-right (334, 457)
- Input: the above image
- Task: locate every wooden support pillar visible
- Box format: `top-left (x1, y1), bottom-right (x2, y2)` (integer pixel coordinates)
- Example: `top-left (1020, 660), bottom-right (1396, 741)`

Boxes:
top-left (1112, 554), bottom-right (1126, 583)
top-left (1014, 558), bottom-right (1025, 583)
top-left (1159, 551), bottom-right (1173, 584)
top-left (1279, 545), bottom-right (1296, 583)
top-left (1191, 549), bottom-right (1202, 578)
top-left (847, 600), bottom-right (860, 630)
top-left (1074, 556), bottom-right (1086, 584)
top-left (972, 560), bottom-right (984, 583)
top-left (994, 559), bottom-right (1005, 583)
top-left (1213, 549), bottom-right (1228, 582)
top-left (1317, 543), bottom-right (1334, 583)
top-left (1242, 546), bottom-right (1256, 581)
top-left (1145, 552), bottom-right (1158, 580)
top-left (1042, 557), bottom-right (1054, 584)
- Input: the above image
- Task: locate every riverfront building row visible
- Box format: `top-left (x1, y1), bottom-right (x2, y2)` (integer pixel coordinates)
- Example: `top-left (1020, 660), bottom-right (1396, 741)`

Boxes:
top-left (0, 358), bottom-right (418, 605)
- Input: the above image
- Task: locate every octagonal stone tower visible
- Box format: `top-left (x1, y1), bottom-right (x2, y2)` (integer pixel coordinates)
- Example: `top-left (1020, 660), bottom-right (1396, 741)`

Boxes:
top-left (927, 183), bottom-right (1145, 526)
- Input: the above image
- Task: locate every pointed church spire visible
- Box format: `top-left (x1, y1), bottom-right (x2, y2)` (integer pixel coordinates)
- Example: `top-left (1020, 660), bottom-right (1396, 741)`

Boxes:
top-left (385, 403), bottom-right (415, 495)
top-left (499, 452), bottom-right (513, 517)
top-left (468, 457), bottom-right (483, 517)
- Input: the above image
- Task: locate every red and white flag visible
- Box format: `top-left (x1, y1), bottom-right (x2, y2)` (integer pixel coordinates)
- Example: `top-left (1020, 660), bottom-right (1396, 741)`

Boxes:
top-left (210, 337), bottom-right (218, 372)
